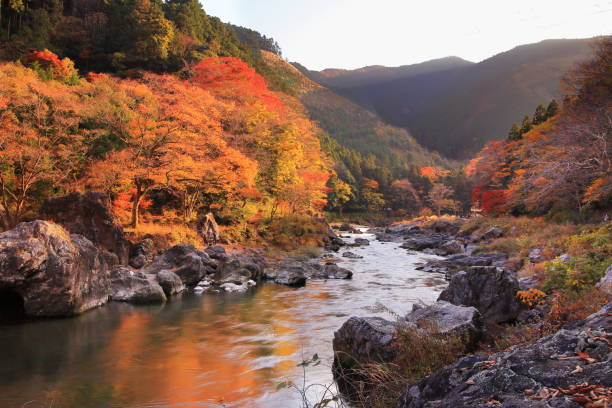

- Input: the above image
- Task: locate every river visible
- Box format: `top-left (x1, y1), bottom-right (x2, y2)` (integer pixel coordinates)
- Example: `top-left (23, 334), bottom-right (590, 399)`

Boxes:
top-left (0, 229), bottom-right (446, 408)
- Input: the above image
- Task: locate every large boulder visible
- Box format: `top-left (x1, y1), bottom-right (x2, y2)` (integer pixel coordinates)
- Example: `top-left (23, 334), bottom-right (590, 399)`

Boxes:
top-left (438, 266), bottom-right (523, 324)
top-left (306, 262), bottom-right (353, 279)
top-left (401, 233), bottom-right (449, 251)
top-left (333, 316), bottom-right (399, 397)
top-left (435, 240), bottom-right (464, 256)
top-left (129, 238), bottom-right (155, 269)
top-left (395, 304), bottom-right (612, 408)
top-left (0, 221), bottom-right (111, 317)
top-left (477, 226), bottom-right (504, 242)
top-left (142, 244), bottom-right (217, 286)
top-left (417, 252), bottom-right (508, 277)
top-left (109, 267), bottom-right (166, 304)
top-left (216, 253), bottom-right (267, 284)
top-left (41, 192), bottom-right (131, 264)
top-left (403, 301), bottom-right (483, 349)
top-left (265, 264), bottom-right (307, 287)
top-left (156, 270), bottom-right (185, 296)
top-left (333, 303), bottom-right (482, 400)
top-left (354, 238), bottom-right (370, 246)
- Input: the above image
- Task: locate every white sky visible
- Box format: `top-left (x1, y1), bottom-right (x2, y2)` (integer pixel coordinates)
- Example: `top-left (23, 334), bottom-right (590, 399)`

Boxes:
top-left (202, 0), bottom-right (612, 70)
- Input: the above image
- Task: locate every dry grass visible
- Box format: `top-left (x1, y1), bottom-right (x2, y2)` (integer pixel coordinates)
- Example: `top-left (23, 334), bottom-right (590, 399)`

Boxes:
top-left (390, 214), bottom-right (459, 227)
top-left (337, 324), bottom-right (467, 408)
top-left (462, 216), bottom-right (584, 260)
top-left (124, 223), bottom-right (202, 249)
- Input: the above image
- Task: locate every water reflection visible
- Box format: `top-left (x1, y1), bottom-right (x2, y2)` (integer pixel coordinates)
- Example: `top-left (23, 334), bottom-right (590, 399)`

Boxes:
top-left (0, 230), bottom-right (445, 408)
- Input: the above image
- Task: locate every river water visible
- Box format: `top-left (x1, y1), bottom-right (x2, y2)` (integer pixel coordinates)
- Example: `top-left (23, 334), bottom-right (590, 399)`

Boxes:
top-left (0, 229), bottom-right (446, 408)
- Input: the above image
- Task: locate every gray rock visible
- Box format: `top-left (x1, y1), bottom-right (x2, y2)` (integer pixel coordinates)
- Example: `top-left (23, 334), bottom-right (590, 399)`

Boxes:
top-left (403, 301), bottom-right (483, 349)
top-left (426, 220), bottom-right (462, 235)
top-left (109, 267), bottom-right (166, 304)
top-left (342, 251), bottom-right (364, 259)
top-left (333, 316), bottom-right (398, 397)
top-left (156, 270), bottom-right (185, 296)
top-left (129, 254), bottom-right (148, 269)
top-left (528, 246), bottom-right (545, 263)
top-left (267, 266), bottom-right (307, 287)
top-left (205, 245), bottom-right (230, 262)
top-left (308, 262), bottom-right (353, 279)
top-left (596, 264), bottom-right (612, 295)
top-left (354, 238), bottom-right (370, 246)
top-left (338, 223), bottom-right (360, 233)
top-left (417, 253), bottom-right (508, 277)
top-left (438, 266), bottom-right (523, 324)
top-left (216, 254), bottom-right (266, 284)
top-left (478, 227), bottom-right (504, 241)
top-left (0, 221), bottom-right (111, 317)
top-left (401, 233), bottom-right (449, 251)
top-left (41, 192), bottom-right (131, 264)
top-left (435, 240), bottom-right (464, 256)
top-left (142, 244), bottom-right (217, 286)
top-left (395, 304), bottom-right (612, 408)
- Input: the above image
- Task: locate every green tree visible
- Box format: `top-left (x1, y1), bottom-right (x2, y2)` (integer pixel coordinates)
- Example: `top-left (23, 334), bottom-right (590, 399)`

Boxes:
top-left (130, 0), bottom-right (174, 63)
top-left (508, 123), bottom-right (522, 141)
top-left (532, 104), bottom-right (547, 125)
top-left (546, 99), bottom-right (560, 119)
top-left (519, 115), bottom-right (532, 135)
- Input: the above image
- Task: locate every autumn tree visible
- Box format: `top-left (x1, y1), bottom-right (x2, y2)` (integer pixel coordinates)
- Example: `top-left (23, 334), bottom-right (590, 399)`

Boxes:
top-left (428, 183), bottom-right (460, 216)
top-left (326, 174), bottom-right (352, 215)
top-left (0, 63), bottom-right (88, 229)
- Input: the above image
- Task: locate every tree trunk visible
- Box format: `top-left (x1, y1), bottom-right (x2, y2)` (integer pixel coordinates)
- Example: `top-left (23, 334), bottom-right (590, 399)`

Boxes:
top-left (131, 185), bottom-right (144, 228)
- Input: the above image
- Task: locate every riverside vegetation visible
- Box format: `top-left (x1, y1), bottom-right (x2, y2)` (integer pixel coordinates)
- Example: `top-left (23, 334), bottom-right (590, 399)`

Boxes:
top-left (0, 2), bottom-right (610, 407)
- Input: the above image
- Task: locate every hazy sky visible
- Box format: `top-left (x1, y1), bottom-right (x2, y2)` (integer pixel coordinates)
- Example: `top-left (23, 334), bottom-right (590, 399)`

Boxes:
top-left (202, 0), bottom-right (611, 70)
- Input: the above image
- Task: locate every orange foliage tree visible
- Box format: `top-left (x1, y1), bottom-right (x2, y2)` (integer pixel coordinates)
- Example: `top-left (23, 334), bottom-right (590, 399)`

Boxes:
top-left (0, 64), bottom-right (88, 229)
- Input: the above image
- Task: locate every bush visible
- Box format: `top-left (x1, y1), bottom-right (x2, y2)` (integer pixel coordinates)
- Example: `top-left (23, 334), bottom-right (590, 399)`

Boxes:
top-left (543, 224), bottom-right (611, 293)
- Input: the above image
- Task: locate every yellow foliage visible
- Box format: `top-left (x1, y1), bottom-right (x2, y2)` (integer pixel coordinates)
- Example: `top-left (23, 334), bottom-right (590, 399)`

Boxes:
top-left (517, 288), bottom-right (547, 307)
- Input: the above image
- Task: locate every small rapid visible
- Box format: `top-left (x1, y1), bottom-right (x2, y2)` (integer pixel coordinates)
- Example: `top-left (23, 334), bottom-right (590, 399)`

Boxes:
top-left (0, 228), bottom-right (447, 408)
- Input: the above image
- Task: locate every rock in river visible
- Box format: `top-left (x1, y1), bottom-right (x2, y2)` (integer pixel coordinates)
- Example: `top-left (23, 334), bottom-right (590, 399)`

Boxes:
top-left (0, 221), bottom-right (111, 317)
top-left (156, 270), bottom-right (186, 296)
top-left (142, 244), bottom-right (217, 286)
top-left (109, 267), bottom-right (166, 304)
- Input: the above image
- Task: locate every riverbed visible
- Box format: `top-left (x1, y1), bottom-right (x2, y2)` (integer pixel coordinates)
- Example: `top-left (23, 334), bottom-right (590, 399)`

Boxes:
top-left (0, 229), bottom-right (447, 408)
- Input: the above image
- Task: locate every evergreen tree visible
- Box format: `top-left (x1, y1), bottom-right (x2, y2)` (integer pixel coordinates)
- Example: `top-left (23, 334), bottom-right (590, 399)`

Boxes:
top-left (546, 99), bottom-right (560, 119)
top-left (508, 123), bottom-right (522, 141)
top-left (520, 115), bottom-right (532, 135)
top-left (532, 104), bottom-right (547, 125)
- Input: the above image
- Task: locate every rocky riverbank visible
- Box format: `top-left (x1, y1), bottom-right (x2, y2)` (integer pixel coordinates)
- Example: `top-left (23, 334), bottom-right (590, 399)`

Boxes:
top-left (0, 192), bottom-right (352, 319)
top-left (332, 218), bottom-right (611, 407)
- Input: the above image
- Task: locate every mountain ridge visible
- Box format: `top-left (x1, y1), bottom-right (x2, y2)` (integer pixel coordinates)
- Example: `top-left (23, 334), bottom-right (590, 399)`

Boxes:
top-left (299, 37), bottom-right (596, 158)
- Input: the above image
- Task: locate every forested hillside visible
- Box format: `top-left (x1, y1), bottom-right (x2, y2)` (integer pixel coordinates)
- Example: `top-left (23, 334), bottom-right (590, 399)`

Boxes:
top-left (468, 37), bottom-right (611, 220)
top-left (261, 51), bottom-right (470, 216)
top-left (304, 38), bottom-right (594, 158)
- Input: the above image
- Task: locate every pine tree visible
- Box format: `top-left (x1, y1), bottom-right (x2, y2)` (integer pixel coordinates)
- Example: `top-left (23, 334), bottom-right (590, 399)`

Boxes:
top-left (532, 104), bottom-right (547, 125)
top-left (508, 123), bottom-right (522, 141)
top-left (520, 115), bottom-right (532, 135)
top-left (546, 99), bottom-right (560, 119)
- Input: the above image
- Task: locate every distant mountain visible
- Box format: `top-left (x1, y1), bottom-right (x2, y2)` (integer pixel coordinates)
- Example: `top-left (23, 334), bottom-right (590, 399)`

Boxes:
top-left (301, 38), bottom-right (595, 158)
top-left (261, 51), bottom-right (448, 168)
top-left (301, 56), bottom-right (473, 88)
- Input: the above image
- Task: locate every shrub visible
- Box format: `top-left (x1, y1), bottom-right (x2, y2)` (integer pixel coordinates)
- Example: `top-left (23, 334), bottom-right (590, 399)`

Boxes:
top-left (22, 49), bottom-right (80, 85)
top-left (543, 224), bottom-right (611, 293)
